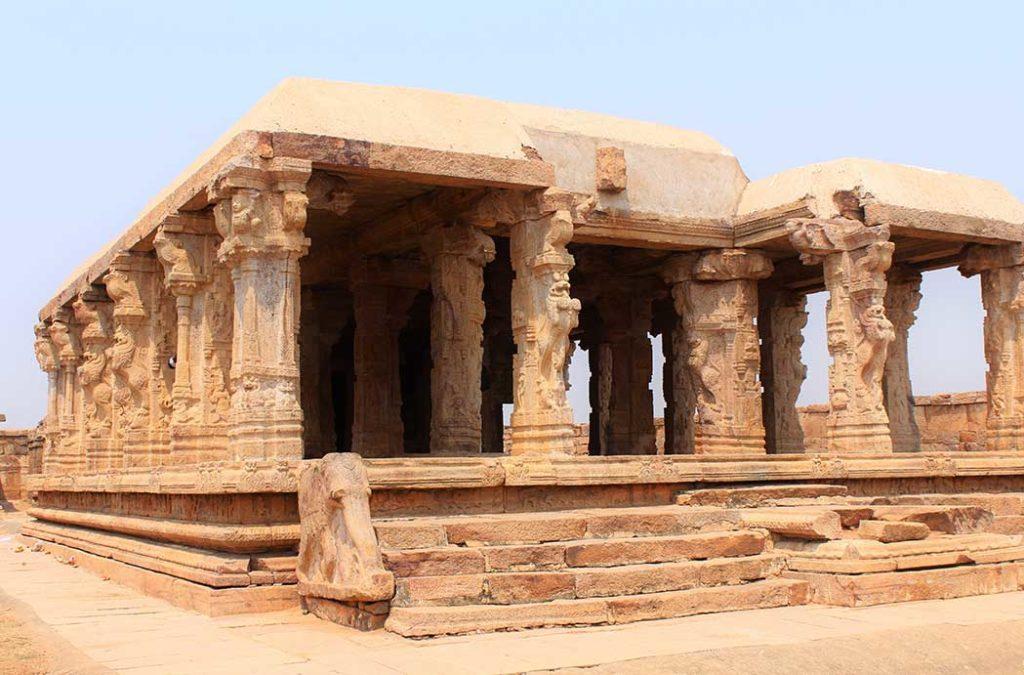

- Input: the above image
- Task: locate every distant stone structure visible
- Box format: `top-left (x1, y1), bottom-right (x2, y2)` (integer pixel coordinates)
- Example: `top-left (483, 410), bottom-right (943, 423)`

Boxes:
top-left (0, 422), bottom-right (41, 502)
top-left (18, 80), bottom-right (1024, 635)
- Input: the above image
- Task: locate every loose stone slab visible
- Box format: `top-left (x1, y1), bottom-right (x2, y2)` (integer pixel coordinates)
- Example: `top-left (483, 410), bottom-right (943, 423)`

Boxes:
top-left (858, 519), bottom-right (931, 543)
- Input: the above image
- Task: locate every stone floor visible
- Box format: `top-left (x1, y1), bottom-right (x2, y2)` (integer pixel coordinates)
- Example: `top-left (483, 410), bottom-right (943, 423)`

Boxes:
top-left (4, 512), bottom-right (1024, 674)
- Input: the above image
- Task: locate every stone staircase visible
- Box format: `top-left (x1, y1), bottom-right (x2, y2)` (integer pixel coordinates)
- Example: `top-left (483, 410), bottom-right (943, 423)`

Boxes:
top-left (372, 506), bottom-right (808, 637)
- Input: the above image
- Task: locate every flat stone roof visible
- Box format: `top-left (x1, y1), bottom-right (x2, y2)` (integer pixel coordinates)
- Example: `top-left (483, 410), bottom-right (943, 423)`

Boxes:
top-left (40, 82), bottom-right (1024, 318)
top-left (736, 158), bottom-right (1024, 244)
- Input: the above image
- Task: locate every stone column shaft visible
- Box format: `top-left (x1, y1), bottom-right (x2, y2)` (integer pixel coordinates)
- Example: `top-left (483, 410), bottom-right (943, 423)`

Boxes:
top-left (759, 288), bottom-right (808, 454)
top-left (662, 249), bottom-right (772, 455)
top-left (883, 266), bottom-right (922, 452)
top-left (424, 224), bottom-right (495, 455)
top-left (960, 244), bottom-right (1024, 451)
top-left (789, 218), bottom-right (895, 454)
top-left (508, 201), bottom-right (581, 455)
top-left (351, 275), bottom-right (413, 458)
top-left (209, 157), bottom-right (312, 460)
top-left (596, 291), bottom-right (656, 455)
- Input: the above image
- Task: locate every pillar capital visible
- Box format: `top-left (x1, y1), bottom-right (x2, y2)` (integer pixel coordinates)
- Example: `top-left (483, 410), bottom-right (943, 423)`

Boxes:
top-left (788, 218), bottom-right (892, 262)
top-left (33, 322), bottom-right (59, 374)
top-left (153, 227), bottom-right (206, 297)
top-left (959, 243), bottom-right (1024, 277)
top-left (49, 311), bottom-right (80, 366)
top-left (208, 157), bottom-right (313, 264)
top-left (104, 254), bottom-right (151, 321)
top-left (421, 222), bottom-right (496, 266)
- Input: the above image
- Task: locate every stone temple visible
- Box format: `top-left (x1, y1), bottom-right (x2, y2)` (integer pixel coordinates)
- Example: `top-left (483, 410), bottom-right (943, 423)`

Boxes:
top-left (19, 79), bottom-right (1024, 635)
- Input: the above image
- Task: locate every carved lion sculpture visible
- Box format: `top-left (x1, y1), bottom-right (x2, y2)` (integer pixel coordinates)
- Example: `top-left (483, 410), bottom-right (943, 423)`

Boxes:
top-left (297, 453), bottom-right (394, 603)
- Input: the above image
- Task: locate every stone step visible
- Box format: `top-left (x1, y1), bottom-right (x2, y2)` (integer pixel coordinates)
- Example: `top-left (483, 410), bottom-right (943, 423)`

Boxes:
top-left (374, 506), bottom-right (742, 549)
top-left (676, 484), bottom-right (848, 508)
top-left (789, 561), bottom-right (1024, 607)
top-left (392, 553), bottom-right (787, 607)
top-left (382, 530), bottom-right (770, 577)
top-left (738, 508), bottom-right (842, 540)
top-left (385, 578), bottom-right (809, 637)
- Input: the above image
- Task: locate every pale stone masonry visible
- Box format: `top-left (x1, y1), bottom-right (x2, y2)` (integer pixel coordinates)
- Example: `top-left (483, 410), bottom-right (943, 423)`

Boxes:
top-left (19, 79), bottom-right (1024, 635)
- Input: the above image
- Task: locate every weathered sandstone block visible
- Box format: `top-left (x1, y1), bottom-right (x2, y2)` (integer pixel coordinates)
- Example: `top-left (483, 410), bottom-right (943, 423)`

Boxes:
top-left (858, 519), bottom-right (930, 543)
top-left (297, 453), bottom-right (394, 603)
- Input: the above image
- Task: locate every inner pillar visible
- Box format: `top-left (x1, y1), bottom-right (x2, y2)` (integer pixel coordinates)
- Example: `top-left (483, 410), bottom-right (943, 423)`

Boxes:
top-left (508, 196), bottom-right (581, 455)
top-left (960, 243), bottom-right (1024, 451)
top-left (481, 239), bottom-right (515, 455)
top-left (350, 262), bottom-right (416, 458)
top-left (883, 264), bottom-right (923, 452)
top-left (662, 249), bottom-right (772, 455)
top-left (789, 218), bottom-right (895, 454)
top-left (423, 224), bottom-right (496, 455)
top-left (596, 288), bottom-right (656, 454)
top-left (759, 286), bottom-right (808, 454)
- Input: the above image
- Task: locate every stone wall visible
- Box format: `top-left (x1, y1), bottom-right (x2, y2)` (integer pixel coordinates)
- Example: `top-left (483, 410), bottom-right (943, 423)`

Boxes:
top-left (798, 392), bottom-right (988, 453)
top-left (0, 428), bottom-right (41, 501)
top-left (504, 394), bottom-right (986, 455)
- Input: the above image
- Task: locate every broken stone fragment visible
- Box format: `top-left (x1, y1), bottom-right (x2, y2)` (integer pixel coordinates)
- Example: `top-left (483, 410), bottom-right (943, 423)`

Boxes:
top-left (858, 519), bottom-right (931, 543)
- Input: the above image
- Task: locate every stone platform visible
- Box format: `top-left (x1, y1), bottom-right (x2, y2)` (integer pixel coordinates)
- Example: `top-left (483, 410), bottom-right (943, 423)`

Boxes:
top-left (18, 454), bottom-right (1024, 633)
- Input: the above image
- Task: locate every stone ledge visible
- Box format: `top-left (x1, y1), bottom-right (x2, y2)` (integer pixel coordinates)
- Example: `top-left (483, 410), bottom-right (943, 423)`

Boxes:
top-left (24, 452), bottom-right (1024, 494)
top-left (17, 537), bottom-right (298, 616)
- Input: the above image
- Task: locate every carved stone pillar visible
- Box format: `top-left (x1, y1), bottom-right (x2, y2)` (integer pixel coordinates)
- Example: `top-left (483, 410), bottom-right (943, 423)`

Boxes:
top-left (481, 249), bottom-right (515, 455)
top-left (788, 219), bottom-right (895, 454)
top-left (883, 265), bottom-right (923, 452)
top-left (508, 195), bottom-right (581, 455)
top-left (154, 219), bottom-right (232, 462)
top-left (104, 253), bottom-right (157, 464)
top-left (208, 158), bottom-right (311, 460)
top-left (350, 261), bottom-right (417, 459)
top-left (960, 244), bottom-right (1024, 451)
top-left (422, 224), bottom-right (496, 455)
top-left (662, 249), bottom-right (772, 455)
top-left (33, 322), bottom-right (60, 472)
top-left (759, 287), bottom-right (808, 454)
top-left (72, 294), bottom-right (116, 470)
top-left (48, 312), bottom-right (80, 472)
top-left (595, 289), bottom-right (656, 455)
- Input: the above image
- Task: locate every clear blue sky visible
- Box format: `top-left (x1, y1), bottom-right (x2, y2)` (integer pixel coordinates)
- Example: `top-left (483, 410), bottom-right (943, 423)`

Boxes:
top-left (2, 1), bottom-right (1021, 427)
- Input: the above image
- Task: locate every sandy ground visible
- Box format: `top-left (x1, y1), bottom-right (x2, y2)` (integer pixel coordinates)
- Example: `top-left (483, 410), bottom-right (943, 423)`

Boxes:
top-left (0, 513), bottom-right (106, 675)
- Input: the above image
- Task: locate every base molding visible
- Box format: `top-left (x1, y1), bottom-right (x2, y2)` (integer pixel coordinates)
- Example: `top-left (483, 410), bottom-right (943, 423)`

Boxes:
top-left (19, 535), bottom-right (299, 616)
top-left (300, 595), bottom-right (390, 631)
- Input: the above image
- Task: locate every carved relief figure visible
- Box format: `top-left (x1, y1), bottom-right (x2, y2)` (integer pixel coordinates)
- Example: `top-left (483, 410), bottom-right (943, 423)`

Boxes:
top-left (539, 268), bottom-right (580, 410)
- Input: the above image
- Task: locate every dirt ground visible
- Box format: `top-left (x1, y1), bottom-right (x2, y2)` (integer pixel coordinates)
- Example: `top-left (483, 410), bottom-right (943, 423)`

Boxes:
top-left (0, 584), bottom-right (106, 675)
top-left (0, 512), bottom-right (104, 675)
